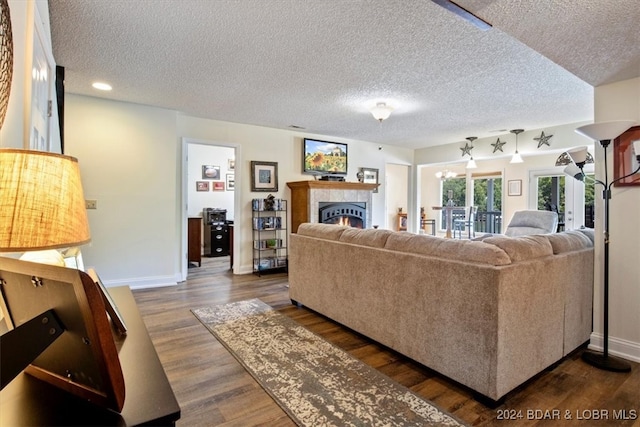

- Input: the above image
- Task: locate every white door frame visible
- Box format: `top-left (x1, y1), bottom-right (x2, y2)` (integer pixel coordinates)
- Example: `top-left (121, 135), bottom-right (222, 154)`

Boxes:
top-left (179, 138), bottom-right (242, 281)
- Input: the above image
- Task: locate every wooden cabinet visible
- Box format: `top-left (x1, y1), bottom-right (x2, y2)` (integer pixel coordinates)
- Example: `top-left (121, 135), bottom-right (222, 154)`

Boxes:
top-left (187, 217), bottom-right (202, 267)
top-left (204, 223), bottom-right (230, 257)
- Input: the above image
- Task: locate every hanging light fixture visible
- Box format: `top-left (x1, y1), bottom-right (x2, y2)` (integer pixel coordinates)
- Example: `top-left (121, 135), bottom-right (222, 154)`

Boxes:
top-left (465, 136), bottom-right (477, 169)
top-left (510, 129), bottom-right (524, 163)
top-left (370, 102), bottom-right (394, 122)
top-left (435, 170), bottom-right (457, 180)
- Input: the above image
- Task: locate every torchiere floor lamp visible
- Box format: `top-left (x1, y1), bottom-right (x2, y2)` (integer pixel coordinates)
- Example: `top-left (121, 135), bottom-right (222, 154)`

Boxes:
top-left (567, 120), bottom-right (639, 372)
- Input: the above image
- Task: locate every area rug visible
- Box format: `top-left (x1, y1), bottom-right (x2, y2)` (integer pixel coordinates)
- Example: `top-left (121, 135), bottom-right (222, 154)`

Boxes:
top-left (192, 299), bottom-right (467, 426)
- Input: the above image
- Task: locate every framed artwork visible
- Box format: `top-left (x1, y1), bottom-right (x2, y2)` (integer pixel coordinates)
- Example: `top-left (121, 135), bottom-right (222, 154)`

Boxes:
top-left (87, 268), bottom-right (127, 335)
top-left (202, 165), bottom-right (220, 180)
top-left (251, 161), bottom-right (278, 192)
top-left (613, 125), bottom-right (640, 187)
top-left (360, 167), bottom-right (379, 192)
top-left (226, 174), bottom-right (235, 190)
top-left (196, 181), bottom-right (209, 191)
top-left (212, 181), bottom-right (225, 191)
top-left (398, 213), bottom-right (407, 231)
top-left (508, 179), bottom-right (522, 196)
top-left (228, 159), bottom-right (235, 170)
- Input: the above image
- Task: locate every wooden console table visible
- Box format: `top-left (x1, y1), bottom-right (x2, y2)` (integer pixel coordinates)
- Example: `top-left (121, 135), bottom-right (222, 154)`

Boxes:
top-left (0, 286), bottom-right (181, 426)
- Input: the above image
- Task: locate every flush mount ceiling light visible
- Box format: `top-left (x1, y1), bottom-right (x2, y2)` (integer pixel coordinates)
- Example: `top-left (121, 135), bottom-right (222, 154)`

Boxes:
top-left (92, 82), bottom-right (112, 91)
top-left (370, 102), bottom-right (394, 122)
top-left (510, 129), bottom-right (524, 163)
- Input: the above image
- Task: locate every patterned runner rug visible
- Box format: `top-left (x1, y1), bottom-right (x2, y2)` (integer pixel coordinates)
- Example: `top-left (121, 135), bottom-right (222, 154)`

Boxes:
top-left (192, 299), bottom-right (467, 426)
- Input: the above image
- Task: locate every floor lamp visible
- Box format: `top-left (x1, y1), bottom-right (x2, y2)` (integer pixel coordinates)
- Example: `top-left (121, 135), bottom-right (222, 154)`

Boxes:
top-left (566, 120), bottom-right (639, 372)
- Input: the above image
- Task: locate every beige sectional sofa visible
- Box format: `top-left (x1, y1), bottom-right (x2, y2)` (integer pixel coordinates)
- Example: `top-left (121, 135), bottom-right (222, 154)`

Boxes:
top-left (288, 223), bottom-right (594, 402)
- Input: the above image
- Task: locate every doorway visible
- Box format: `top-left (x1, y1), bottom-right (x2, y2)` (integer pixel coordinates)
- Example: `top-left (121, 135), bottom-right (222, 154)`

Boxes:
top-left (385, 164), bottom-right (410, 230)
top-left (180, 138), bottom-right (241, 281)
top-left (528, 166), bottom-right (593, 230)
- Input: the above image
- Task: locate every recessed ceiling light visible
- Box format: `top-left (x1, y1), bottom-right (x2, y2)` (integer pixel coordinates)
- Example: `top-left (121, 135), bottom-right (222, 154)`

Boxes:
top-left (92, 82), bottom-right (112, 91)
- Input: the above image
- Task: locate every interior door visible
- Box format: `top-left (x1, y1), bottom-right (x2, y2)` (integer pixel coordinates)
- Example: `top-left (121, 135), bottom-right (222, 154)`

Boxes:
top-left (529, 168), bottom-right (586, 230)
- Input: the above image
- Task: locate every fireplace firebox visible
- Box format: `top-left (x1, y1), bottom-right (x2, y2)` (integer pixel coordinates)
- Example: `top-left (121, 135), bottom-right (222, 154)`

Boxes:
top-left (318, 202), bottom-right (366, 228)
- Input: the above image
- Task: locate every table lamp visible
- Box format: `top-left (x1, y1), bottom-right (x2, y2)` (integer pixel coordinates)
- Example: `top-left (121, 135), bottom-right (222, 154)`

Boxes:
top-left (0, 149), bottom-right (91, 256)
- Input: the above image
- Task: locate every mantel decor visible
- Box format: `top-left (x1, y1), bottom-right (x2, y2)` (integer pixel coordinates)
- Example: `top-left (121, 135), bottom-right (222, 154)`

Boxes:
top-left (359, 167), bottom-right (379, 192)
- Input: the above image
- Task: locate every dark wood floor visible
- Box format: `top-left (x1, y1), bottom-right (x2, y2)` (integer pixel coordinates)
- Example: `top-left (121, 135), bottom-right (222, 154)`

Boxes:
top-left (133, 257), bottom-right (639, 426)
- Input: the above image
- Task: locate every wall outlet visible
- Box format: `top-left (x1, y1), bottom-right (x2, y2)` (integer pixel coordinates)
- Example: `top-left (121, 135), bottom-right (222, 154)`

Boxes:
top-left (85, 199), bottom-right (97, 209)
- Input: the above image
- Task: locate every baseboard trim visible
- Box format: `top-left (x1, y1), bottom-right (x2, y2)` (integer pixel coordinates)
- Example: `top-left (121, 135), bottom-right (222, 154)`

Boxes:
top-left (103, 274), bottom-right (179, 290)
top-left (587, 333), bottom-right (640, 363)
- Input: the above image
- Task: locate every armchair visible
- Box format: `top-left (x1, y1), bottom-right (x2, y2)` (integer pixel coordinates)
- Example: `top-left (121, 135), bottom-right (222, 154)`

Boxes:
top-left (504, 210), bottom-right (558, 237)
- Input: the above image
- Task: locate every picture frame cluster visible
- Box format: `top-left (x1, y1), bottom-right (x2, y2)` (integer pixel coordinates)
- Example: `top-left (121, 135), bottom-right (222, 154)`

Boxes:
top-left (196, 159), bottom-right (235, 191)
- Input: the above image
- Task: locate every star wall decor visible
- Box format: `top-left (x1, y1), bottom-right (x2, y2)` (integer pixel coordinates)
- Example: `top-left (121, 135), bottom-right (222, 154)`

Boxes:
top-left (534, 131), bottom-right (553, 148)
top-left (460, 142), bottom-right (473, 157)
top-left (491, 138), bottom-right (506, 153)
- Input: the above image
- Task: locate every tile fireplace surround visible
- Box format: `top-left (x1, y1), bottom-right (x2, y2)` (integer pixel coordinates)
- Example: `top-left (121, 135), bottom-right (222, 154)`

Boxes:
top-left (287, 181), bottom-right (379, 232)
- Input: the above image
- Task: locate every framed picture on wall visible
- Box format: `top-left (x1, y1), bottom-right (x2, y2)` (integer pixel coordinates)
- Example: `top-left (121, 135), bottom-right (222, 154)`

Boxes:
top-left (359, 167), bottom-right (379, 192)
top-left (508, 179), bottom-right (522, 196)
top-left (212, 181), bottom-right (225, 191)
top-left (202, 165), bottom-right (220, 180)
top-left (613, 125), bottom-right (640, 187)
top-left (196, 181), bottom-right (209, 191)
top-left (226, 174), bottom-right (235, 190)
top-left (250, 161), bottom-right (278, 192)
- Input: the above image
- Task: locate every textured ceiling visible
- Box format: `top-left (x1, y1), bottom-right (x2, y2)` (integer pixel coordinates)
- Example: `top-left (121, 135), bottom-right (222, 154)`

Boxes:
top-left (48, 0), bottom-right (639, 149)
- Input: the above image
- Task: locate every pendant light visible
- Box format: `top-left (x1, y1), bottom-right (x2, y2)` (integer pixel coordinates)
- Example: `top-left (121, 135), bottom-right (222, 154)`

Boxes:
top-left (465, 136), bottom-right (477, 169)
top-left (510, 129), bottom-right (524, 163)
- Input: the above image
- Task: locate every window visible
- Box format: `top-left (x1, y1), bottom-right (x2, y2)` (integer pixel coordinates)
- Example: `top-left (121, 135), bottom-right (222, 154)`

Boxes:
top-left (441, 177), bottom-right (466, 206)
top-left (537, 176), bottom-right (566, 211)
top-left (472, 174), bottom-right (503, 234)
top-left (473, 176), bottom-right (502, 211)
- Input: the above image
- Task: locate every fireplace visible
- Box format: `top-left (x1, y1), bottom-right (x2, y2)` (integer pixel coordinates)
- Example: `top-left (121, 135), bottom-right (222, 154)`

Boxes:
top-left (286, 181), bottom-right (378, 232)
top-left (318, 202), bottom-right (366, 228)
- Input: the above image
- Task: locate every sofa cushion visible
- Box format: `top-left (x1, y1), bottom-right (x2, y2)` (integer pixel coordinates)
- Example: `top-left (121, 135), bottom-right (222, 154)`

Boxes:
top-left (297, 223), bottom-right (349, 241)
top-left (546, 230), bottom-right (593, 254)
top-left (384, 233), bottom-right (512, 266)
top-left (575, 227), bottom-right (595, 244)
top-left (482, 235), bottom-right (553, 262)
top-left (338, 227), bottom-right (394, 248)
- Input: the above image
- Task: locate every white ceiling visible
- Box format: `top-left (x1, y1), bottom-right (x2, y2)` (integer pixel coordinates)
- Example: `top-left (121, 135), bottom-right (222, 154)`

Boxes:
top-left (48, 0), bottom-right (640, 149)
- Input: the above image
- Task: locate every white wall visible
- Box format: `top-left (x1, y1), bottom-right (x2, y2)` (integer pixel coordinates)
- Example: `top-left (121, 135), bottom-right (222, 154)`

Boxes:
top-left (64, 95), bottom-right (180, 288)
top-left (385, 163), bottom-right (409, 230)
top-left (58, 97), bottom-right (414, 283)
top-left (591, 77), bottom-right (640, 362)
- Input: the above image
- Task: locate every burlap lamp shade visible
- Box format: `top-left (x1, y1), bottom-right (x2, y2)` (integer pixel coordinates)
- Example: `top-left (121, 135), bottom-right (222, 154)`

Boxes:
top-left (0, 149), bottom-right (91, 252)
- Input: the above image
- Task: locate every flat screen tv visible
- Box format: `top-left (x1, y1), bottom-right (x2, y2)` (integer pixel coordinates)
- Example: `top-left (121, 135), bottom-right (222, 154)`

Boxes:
top-left (303, 138), bottom-right (348, 175)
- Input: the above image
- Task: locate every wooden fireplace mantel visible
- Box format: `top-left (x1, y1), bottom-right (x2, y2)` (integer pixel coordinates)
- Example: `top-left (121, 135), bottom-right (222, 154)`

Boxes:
top-left (287, 180), bottom-right (379, 232)
top-left (286, 180), bottom-right (379, 191)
